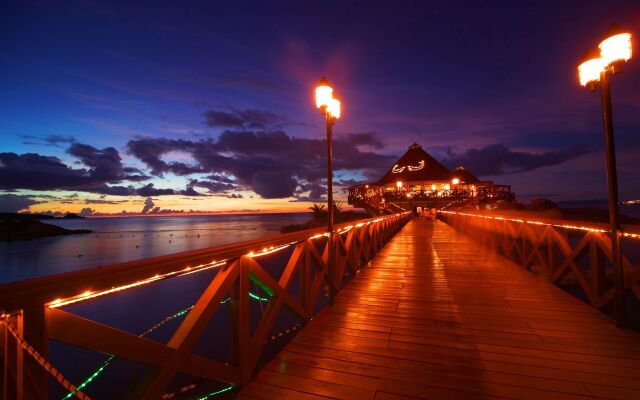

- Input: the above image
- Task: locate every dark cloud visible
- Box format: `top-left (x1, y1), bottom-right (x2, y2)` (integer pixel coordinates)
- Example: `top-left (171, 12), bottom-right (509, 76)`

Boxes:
top-left (189, 179), bottom-right (236, 194)
top-left (125, 137), bottom-right (201, 175)
top-left (136, 183), bottom-right (175, 197)
top-left (19, 134), bottom-right (76, 147)
top-left (84, 198), bottom-right (129, 204)
top-left (0, 194), bottom-right (40, 212)
top-left (0, 142), bottom-right (153, 196)
top-left (204, 174), bottom-right (235, 184)
top-left (127, 128), bottom-right (396, 199)
top-left (141, 197), bottom-right (155, 214)
top-left (203, 108), bottom-right (302, 129)
top-left (442, 144), bottom-right (590, 176)
top-left (79, 207), bottom-right (94, 216)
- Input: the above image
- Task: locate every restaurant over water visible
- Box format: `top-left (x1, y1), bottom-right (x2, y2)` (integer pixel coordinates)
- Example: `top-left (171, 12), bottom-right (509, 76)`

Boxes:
top-left (348, 143), bottom-right (514, 214)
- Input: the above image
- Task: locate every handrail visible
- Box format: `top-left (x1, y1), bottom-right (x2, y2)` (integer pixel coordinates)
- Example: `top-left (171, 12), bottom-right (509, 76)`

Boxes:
top-left (0, 213), bottom-right (401, 312)
top-left (1, 211), bottom-right (412, 399)
top-left (438, 210), bottom-right (640, 325)
top-left (439, 209), bottom-right (640, 238)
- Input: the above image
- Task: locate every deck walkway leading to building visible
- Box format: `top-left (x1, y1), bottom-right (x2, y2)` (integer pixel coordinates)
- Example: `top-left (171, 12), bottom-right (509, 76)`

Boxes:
top-left (239, 219), bottom-right (640, 400)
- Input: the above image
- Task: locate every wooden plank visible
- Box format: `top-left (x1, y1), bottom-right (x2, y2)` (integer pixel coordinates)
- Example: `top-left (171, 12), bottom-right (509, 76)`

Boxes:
top-left (240, 219), bottom-right (640, 399)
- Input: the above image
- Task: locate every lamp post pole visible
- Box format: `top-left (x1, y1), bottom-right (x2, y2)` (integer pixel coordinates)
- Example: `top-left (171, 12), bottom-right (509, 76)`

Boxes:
top-left (577, 24), bottom-right (632, 327)
top-left (326, 113), bottom-right (335, 304)
top-left (599, 69), bottom-right (624, 325)
top-left (315, 76), bottom-right (340, 305)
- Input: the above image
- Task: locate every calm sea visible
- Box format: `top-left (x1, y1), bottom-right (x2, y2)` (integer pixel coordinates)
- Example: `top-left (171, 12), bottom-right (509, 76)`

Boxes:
top-left (0, 213), bottom-right (310, 284)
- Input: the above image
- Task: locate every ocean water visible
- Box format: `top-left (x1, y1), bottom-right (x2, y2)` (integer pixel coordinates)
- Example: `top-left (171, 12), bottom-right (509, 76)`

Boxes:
top-left (1, 212), bottom-right (321, 398)
top-left (558, 200), bottom-right (640, 219)
top-left (0, 213), bottom-right (310, 284)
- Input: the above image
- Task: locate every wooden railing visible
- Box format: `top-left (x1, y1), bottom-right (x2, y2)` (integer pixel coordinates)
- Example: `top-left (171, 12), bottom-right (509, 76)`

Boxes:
top-left (0, 212), bottom-right (411, 399)
top-left (438, 210), bottom-right (640, 324)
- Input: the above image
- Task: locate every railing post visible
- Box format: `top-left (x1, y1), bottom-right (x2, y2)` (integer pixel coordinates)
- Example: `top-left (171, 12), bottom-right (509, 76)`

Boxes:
top-left (19, 306), bottom-right (48, 400)
top-left (231, 257), bottom-right (251, 384)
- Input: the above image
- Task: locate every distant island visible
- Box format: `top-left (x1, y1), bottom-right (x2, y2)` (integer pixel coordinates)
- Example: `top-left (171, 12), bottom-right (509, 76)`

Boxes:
top-left (0, 213), bottom-right (91, 241)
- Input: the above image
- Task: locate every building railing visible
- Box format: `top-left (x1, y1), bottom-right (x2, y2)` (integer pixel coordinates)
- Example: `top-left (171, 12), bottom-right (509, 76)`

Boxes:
top-left (348, 184), bottom-right (514, 211)
top-left (0, 212), bottom-right (411, 399)
top-left (438, 210), bottom-right (640, 325)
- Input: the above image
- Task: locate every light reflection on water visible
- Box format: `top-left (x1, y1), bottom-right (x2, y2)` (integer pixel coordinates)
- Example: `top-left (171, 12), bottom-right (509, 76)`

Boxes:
top-left (0, 213), bottom-right (310, 283)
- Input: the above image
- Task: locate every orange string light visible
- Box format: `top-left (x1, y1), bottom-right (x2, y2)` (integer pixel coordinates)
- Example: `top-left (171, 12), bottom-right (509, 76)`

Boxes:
top-left (46, 212), bottom-right (410, 309)
top-left (438, 210), bottom-right (638, 238)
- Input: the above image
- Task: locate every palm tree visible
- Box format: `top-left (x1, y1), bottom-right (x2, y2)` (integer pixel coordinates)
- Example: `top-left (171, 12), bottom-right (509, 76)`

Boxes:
top-left (332, 201), bottom-right (344, 222)
top-left (308, 204), bottom-right (326, 221)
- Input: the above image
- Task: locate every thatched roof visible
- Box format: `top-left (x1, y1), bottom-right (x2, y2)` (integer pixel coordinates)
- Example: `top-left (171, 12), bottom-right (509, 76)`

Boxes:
top-left (451, 165), bottom-right (480, 184)
top-left (377, 143), bottom-right (451, 185)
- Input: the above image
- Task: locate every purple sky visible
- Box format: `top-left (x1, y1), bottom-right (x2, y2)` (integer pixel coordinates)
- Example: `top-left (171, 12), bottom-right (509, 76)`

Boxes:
top-left (1, 1), bottom-right (639, 214)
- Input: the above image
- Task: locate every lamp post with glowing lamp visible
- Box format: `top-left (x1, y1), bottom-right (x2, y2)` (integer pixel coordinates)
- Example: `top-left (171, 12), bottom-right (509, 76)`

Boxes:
top-left (578, 23), bottom-right (632, 325)
top-left (315, 76), bottom-right (341, 304)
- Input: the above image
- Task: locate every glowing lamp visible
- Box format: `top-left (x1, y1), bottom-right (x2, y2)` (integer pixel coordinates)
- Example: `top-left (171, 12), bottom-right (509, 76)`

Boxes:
top-left (599, 24), bottom-right (632, 67)
top-left (445, 184), bottom-right (450, 190)
top-left (327, 98), bottom-right (341, 119)
top-left (315, 76), bottom-right (333, 109)
top-left (578, 57), bottom-right (605, 87)
top-left (452, 178), bottom-right (460, 185)
top-left (396, 181), bottom-right (403, 188)
top-left (431, 184), bottom-right (436, 190)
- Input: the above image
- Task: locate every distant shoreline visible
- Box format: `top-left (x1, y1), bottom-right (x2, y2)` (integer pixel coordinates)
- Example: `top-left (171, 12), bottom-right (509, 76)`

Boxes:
top-left (0, 214), bottom-right (91, 241)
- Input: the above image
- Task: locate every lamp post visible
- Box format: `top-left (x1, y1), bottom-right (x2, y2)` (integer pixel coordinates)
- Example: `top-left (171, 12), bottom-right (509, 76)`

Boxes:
top-left (315, 76), bottom-right (341, 304)
top-left (578, 23), bottom-right (632, 326)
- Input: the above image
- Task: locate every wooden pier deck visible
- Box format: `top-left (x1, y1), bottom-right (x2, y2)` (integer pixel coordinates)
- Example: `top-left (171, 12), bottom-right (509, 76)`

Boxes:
top-left (238, 219), bottom-right (640, 400)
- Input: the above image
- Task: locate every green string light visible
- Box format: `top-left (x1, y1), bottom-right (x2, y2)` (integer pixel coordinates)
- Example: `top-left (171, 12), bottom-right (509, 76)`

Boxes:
top-left (62, 291), bottom-right (269, 399)
top-left (197, 384), bottom-right (235, 399)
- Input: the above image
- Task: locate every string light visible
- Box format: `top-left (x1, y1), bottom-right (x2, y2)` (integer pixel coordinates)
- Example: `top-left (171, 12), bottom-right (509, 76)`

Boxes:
top-left (196, 385), bottom-right (235, 399)
top-left (48, 261), bottom-right (228, 308)
top-left (408, 160), bottom-right (425, 171)
top-left (392, 160), bottom-right (424, 173)
top-left (52, 211), bottom-right (410, 398)
top-left (63, 291), bottom-right (270, 399)
top-left (438, 210), bottom-right (638, 239)
top-left (46, 212), bottom-right (410, 310)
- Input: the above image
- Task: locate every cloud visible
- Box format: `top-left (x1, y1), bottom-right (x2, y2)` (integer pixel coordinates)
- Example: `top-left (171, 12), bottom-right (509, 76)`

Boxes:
top-left (84, 198), bottom-right (129, 204)
top-left (67, 143), bottom-right (149, 182)
top-left (203, 108), bottom-right (303, 129)
top-left (127, 127), bottom-right (396, 199)
top-left (189, 179), bottom-right (236, 194)
top-left (441, 144), bottom-right (590, 176)
top-left (141, 197), bottom-right (155, 214)
top-left (0, 142), bottom-right (153, 195)
top-left (0, 194), bottom-right (40, 212)
top-left (19, 134), bottom-right (76, 147)
top-left (136, 183), bottom-right (176, 197)
top-left (79, 207), bottom-right (94, 216)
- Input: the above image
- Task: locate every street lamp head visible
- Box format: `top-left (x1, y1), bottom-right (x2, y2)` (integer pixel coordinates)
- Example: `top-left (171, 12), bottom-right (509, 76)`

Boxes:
top-left (578, 47), bottom-right (605, 90)
top-left (315, 76), bottom-right (333, 109)
top-left (396, 181), bottom-right (403, 188)
top-left (452, 178), bottom-right (460, 185)
top-left (599, 23), bottom-right (632, 69)
top-left (327, 98), bottom-right (341, 119)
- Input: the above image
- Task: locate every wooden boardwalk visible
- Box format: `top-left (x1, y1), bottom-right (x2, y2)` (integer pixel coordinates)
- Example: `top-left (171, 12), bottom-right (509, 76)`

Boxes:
top-left (238, 219), bottom-right (640, 400)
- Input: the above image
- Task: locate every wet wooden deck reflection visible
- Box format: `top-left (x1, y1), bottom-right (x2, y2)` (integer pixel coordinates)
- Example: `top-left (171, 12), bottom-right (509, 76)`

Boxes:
top-left (238, 219), bottom-right (640, 400)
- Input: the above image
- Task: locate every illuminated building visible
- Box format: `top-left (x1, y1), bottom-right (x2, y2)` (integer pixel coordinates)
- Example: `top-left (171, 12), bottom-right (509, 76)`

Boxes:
top-left (348, 143), bottom-right (514, 214)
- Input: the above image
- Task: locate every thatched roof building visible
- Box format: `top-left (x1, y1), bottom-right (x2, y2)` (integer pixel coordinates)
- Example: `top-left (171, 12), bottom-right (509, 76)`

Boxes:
top-left (377, 143), bottom-right (451, 186)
